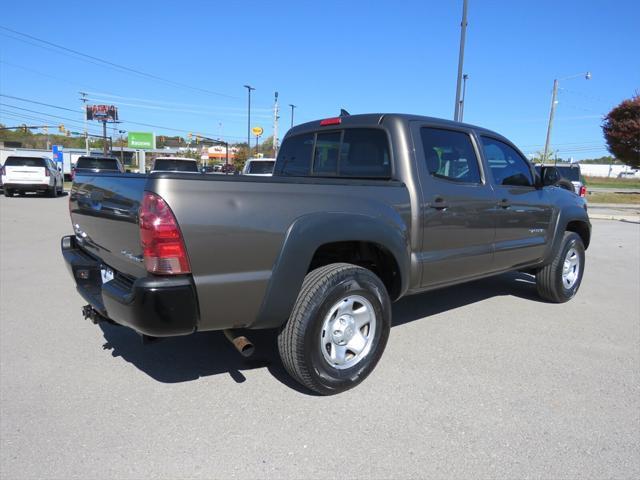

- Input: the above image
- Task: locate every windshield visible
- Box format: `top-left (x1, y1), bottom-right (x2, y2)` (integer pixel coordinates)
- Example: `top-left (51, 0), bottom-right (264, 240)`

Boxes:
top-left (76, 157), bottom-right (120, 170)
top-left (4, 156), bottom-right (47, 167)
top-left (153, 159), bottom-right (198, 172)
top-left (247, 161), bottom-right (275, 174)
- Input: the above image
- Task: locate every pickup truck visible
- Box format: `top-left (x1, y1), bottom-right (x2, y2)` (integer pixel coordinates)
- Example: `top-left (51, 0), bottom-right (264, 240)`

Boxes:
top-left (61, 113), bottom-right (590, 395)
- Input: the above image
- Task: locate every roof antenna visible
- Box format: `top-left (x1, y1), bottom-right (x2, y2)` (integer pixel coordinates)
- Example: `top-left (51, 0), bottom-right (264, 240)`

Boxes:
top-left (340, 108), bottom-right (350, 117)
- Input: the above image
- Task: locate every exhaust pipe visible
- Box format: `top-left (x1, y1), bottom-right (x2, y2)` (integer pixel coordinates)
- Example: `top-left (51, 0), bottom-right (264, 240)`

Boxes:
top-left (223, 330), bottom-right (255, 357)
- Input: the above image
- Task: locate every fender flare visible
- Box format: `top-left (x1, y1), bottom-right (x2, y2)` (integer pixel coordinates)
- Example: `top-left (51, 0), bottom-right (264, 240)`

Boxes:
top-left (251, 212), bottom-right (411, 329)
top-left (543, 205), bottom-right (591, 265)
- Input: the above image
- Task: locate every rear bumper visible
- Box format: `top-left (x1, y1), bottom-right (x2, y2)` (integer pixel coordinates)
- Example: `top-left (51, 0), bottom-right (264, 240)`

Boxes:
top-left (61, 235), bottom-right (199, 337)
top-left (3, 182), bottom-right (51, 191)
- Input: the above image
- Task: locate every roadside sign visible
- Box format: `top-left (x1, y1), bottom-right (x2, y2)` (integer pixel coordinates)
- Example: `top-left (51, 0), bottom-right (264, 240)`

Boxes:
top-left (52, 145), bottom-right (63, 164)
top-left (128, 132), bottom-right (155, 150)
top-left (252, 126), bottom-right (264, 137)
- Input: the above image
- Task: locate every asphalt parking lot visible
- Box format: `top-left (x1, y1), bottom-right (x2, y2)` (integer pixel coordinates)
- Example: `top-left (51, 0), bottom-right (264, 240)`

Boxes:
top-left (1, 194), bottom-right (638, 480)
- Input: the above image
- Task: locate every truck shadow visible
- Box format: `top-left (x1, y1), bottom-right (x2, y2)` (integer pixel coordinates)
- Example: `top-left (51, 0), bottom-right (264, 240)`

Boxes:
top-left (98, 271), bottom-right (538, 393)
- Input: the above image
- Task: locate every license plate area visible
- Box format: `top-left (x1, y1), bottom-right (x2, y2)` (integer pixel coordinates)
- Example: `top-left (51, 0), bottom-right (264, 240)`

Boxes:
top-left (100, 266), bottom-right (114, 284)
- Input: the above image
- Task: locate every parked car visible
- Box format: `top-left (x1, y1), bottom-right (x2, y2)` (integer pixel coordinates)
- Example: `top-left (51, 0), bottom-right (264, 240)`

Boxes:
top-left (2, 155), bottom-right (64, 197)
top-left (219, 163), bottom-right (236, 174)
top-left (151, 157), bottom-right (199, 173)
top-left (535, 164), bottom-right (586, 197)
top-left (62, 113), bottom-right (590, 395)
top-left (242, 158), bottom-right (276, 176)
top-left (72, 156), bottom-right (124, 181)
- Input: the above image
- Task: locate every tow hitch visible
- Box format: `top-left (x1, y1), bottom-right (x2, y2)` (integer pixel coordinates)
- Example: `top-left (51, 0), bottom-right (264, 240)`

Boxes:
top-left (82, 304), bottom-right (107, 325)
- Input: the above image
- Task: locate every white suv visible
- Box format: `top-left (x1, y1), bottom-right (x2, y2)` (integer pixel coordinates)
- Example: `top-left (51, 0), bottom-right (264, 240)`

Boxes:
top-left (1, 156), bottom-right (64, 197)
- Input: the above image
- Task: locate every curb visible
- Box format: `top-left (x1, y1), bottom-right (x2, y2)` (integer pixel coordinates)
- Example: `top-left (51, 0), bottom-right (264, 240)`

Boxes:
top-left (589, 213), bottom-right (640, 224)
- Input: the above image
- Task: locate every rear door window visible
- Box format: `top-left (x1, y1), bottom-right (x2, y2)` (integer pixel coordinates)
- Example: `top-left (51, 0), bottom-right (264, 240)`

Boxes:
top-left (4, 156), bottom-right (47, 167)
top-left (420, 128), bottom-right (481, 183)
top-left (481, 137), bottom-right (534, 187)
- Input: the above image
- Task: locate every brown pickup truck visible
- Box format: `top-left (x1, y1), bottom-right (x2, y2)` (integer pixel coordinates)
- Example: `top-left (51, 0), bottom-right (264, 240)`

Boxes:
top-left (61, 113), bottom-right (591, 395)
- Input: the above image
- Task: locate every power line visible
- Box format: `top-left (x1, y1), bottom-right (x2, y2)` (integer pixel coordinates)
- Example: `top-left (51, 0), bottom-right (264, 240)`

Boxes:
top-left (0, 26), bottom-right (239, 100)
top-left (0, 94), bottom-right (251, 141)
top-left (0, 94), bottom-right (79, 113)
top-left (0, 103), bottom-right (103, 132)
top-left (0, 108), bottom-right (104, 136)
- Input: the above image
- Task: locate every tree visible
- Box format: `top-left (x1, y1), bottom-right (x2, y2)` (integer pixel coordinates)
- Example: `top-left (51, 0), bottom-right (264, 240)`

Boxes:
top-left (602, 94), bottom-right (640, 168)
top-left (232, 143), bottom-right (249, 170)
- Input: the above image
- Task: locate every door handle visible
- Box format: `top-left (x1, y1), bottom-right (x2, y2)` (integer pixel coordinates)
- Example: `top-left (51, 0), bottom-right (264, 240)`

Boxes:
top-left (429, 197), bottom-right (449, 210)
top-left (497, 199), bottom-right (511, 209)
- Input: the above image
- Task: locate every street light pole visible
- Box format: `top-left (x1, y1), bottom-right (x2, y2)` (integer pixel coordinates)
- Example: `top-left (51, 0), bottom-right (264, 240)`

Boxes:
top-left (453, 0), bottom-right (469, 122)
top-left (542, 72), bottom-right (591, 162)
top-left (244, 85), bottom-right (255, 157)
top-left (289, 104), bottom-right (296, 128)
top-left (459, 73), bottom-right (469, 121)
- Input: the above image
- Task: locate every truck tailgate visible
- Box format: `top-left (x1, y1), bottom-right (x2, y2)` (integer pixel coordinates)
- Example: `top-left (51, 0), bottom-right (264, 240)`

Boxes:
top-left (69, 173), bottom-right (148, 279)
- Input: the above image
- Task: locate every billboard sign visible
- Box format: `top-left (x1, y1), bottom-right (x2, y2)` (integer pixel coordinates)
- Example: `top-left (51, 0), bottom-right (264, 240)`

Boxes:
top-left (128, 131), bottom-right (155, 150)
top-left (86, 105), bottom-right (119, 122)
top-left (251, 126), bottom-right (264, 137)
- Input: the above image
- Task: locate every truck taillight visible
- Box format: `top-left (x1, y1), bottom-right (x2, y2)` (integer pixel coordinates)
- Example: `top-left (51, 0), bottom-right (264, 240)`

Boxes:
top-left (139, 192), bottom-right (191, 275)
top-left (0, 166), bottom-right (5, 176)
top-left (44, 167), bottom-right (50, 177)
top-left (71, 168), bottom-right (75, 181)
top-left (579, 185), bottom-right (587, 197)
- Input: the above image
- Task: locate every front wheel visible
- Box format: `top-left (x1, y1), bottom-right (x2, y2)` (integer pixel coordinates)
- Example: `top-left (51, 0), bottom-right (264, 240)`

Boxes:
top-left (536, 231), bottom-right (585, 303)
top-left (278, 263), bottom-right (391, 395)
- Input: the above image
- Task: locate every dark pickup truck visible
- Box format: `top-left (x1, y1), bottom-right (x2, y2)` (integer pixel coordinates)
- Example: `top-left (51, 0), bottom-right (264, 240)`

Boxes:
top-left (61, 113), bottom-right (590, 395)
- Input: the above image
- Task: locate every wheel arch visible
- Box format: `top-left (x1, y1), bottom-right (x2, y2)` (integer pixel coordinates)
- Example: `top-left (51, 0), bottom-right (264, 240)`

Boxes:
top-left (251, 212), bottom-right (410, 329)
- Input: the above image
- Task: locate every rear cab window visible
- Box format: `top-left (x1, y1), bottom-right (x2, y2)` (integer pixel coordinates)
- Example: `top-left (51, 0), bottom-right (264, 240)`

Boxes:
top-left (76, 157), bottom-right (120, 171)
top-left (153, 159), bottom-right (198, 172)
top-left (275, 128), bottom-right (391, 178)
top-left (4, 156), bottom-right (47, 168)
top-left (247, 161), bottom-right (275, 174)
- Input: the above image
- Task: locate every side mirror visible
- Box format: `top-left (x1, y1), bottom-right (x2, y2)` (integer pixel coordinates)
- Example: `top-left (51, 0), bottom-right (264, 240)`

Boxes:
top-left (57, 166), bottom-right (62, 172)
top-left (540, 166), bottom-right (560, 186)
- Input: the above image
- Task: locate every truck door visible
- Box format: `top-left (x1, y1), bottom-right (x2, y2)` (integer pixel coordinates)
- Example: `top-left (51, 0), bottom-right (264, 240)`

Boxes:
top-left (411, 123), bottom-right (496, 287)
top-left (477, 135), bottom-right (555, 269)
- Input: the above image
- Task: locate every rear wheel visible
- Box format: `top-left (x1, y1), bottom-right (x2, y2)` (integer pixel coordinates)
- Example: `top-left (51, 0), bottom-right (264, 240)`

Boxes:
top-left (278, 263), bottom-right (391, 395)
top-left (4, 189), bottom-right (13, 197)
top-left (536, 231), bottom-right (585, 303)
top-left (48, 183), bottom-right (57, 197)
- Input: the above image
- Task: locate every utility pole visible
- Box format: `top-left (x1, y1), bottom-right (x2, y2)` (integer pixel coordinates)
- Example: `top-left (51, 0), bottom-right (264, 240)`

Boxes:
top-left (244, 85), bottom-right (255, 157)
top-left (79, 92), bottom-right (89, 154)
top-left (543, 72), bottom-right (591, 162)
top-left (289, 104), bottom-right (296, 128)
top-left (273, 91), bottom-right (280, 156)
top-left (102, 121), bottom-right (108, 155)
top-left (543, 79), bottom-right (559, 163)
top-left (453, 0), bottom-right (469, 122)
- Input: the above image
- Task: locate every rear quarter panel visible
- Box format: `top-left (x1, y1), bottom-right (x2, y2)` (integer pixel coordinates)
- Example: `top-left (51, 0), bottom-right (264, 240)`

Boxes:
top-left (148, 175), bottom-right (411, 331)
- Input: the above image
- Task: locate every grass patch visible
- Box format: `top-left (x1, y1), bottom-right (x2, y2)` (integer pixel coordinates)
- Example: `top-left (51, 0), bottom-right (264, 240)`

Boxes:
top-left (584, 176), bottom-right (640, 189)
top-left (587, 191), bottom-right (640, 204)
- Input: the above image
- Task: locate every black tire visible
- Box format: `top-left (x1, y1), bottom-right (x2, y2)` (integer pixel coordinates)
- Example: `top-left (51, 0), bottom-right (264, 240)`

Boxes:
top-left (278, 263), bottom-right (391, 395)
top-left (4, 189), bottom-right (13, 197)
top-left (47, 183), bottom-right (57, 197)
top-left (536, 231), bottom-right (585, 303)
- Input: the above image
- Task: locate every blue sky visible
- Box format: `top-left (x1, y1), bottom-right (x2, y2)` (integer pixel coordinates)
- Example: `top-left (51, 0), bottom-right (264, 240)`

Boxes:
top-left (1, 0), bottom-right (638, 159)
